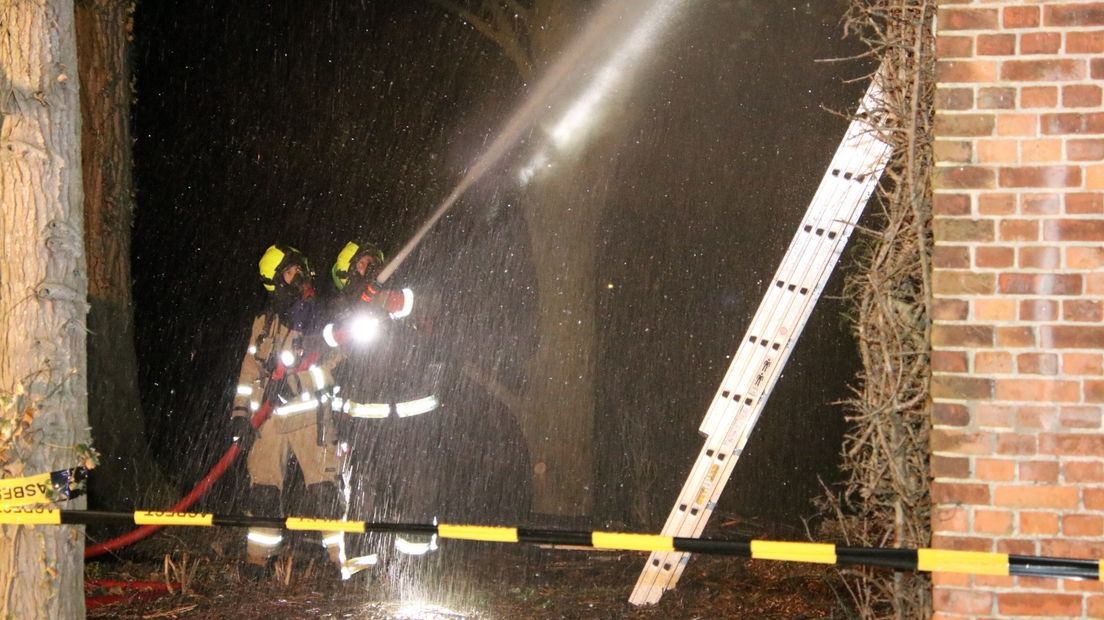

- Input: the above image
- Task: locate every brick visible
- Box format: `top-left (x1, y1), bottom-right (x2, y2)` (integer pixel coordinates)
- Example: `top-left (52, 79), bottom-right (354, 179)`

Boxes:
top-left (1021, 86), bottom-right (1058, 108)
top-left (1002, 59), bottom-right (1086, 82)
top-left (995, 113), bottom-right (1037, 137)
top-left (996, 539), bottom-right (1036, 556)
top-left (1019, 246), bottom-right (1061, 269)
top-left (1064, 299), bottom-right (1103, 322)
top-left (978, 193), bottom-right (1015, 215)
top-left (934, 271), bottom-right (995, 295)
top-left (934, 506), bottom-right (970, 533)
top-left (993, 485), bottom-right (1078, 509)
top-left (935, 87), bottom-right (973, 111)
top-left (1084, 271), bottom-right (1104, 292)
top-left (998, 166), bottom-right (1081, 188)
top-left (975, 509), bottom-right (1014, 534)
top-left (1015, 406), bottom-right (1059, 430)
top-left (1017, 352), bottom-right (1058, 375)
top-left (1019, 299), bottom-right (1058, 321)
top-left (1060, 406), bottom-right (1102, 428)
top-left (1042, 111), bottom-right (1104, 135)
top-left (977, 403), bottom-right (1013, 428)
top-left (1064, 353), bottom-right (1104, 375)
top-left (1069, 138), bottom-right (1104, 161)
top-left (998, 273), bottom-right (1081, 295)
top-left (930, 534), bottom-right (994, 552)
top-left (932, 428), bottom-right (995, 455)
top-left (940, 7), bottom-right (999, 30)
top-left (975, 139), bottom-right (1015, 163)
top-left (1046, 4), bottom-right (1104, 27)
top-left (977, 87), bottom-right (1015, 109)
top-left (933, 350), bottom-right (968, 373)
top-left (976, 457), bottom-right (1016, 481)
top-left (935, 589), bottom-right (994, 616)
top-left (1064, 460), bottom-right (1104, 482)
top-left (936, 36), bottom-right (973, 59)
top-left (937, 60), bottom-right (999, 83)
top-left (931, 573), bottom-right (971, 590)
top-left (1000, 219), bottom-right (1038, 241)
top-left (932, 454), bottom-right (971, 478)
top-left (1020, 511), bottom-right (1060, 535)
top-left (936, 270), bottom-right (998, 293)
top-left (1067, 192), bottom-right (1104, 214)
top-left (933, 193), bottom-right (971, 216)
top-left (933, 324), bottom-right (994, 348)
top-left (1088, 164), bottom-right (1104, 190)
top-left (936, 113), bottom-right (996, 137)
top-left (1046, 219), bottom-right (1104, 241)
top-left (1041, 325), bottom-right (1104, 348)
top-left (997, 326), bottom-right (1036, 347)
top-left (1019, 460), bottom-right (1059, 483)
top-left (1088, 488), bottom-right (1104, 510)
top-left (935, 165), bottom-right (996, 189)
top-left (1042, 538), bottom-right (1104, 559)
top-left (934, 245), bottom-right (970, 269)
top-left (1040, 433), bottom-right (1104, 456)
top-left (995, 378), bottom-right (1079, 402)
top-left (976, 351), bottom-right (1013, 373)
top-left (933, 375), bottom-right (994, 400)
top-left (1022, 139), bottom-right (1062, 163)
top-left (935, 218), bottom-right (994, 242)
top-left (975, 298), bottom-right (1015, 320)
top-left (1064, 84), bottom-right (1103, 108)
top-left (1064, 514), bottom-right (1104, 537)
top-left (1068, 245), bottom-right (1104, 271)
top-left (933, 402), bottom-right (970, 426)
top-left (1023, 193), bottom-right (1061, 215)
top-left (1021, 32), bottom-right (1061, 54)
top-left (934, 140), bottom-right (972, 163)
top-left (1095, 57), bottom-right (1104, 79)
top-left (1090, 380), bottom-right (1104, 403)
top-left (933, 481), bottom-right (991, 505)
top-left (1068, 30), bottom-right (1104, 53)
top-left (1003, 5), bottom-right (1040, 28)
top-left (977, 33), bottom-right (1016, 56)
top-left (980, 244), bottom-right (1011, 266)
top-left (996, 433), bottom-right (1037, 456)
top-left (932, 298), bottom-right (968, 321)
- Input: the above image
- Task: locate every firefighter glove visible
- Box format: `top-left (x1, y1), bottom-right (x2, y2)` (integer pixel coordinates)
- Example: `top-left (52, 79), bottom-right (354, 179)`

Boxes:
top-left (230, 415), bottom-right (257, 456)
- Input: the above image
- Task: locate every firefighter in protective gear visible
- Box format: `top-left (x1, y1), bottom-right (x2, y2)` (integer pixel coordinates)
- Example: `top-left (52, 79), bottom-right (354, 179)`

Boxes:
top-left (232, 244), bottom-right (350, 578)
top-left (324, 241), bottom-right (444, 561)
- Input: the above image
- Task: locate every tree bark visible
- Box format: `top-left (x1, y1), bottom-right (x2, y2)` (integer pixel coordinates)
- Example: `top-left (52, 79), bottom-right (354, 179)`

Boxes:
top-left (76, 0), bottom-right (168, 509)
top-left (0, 1), bottom-right (90, 617)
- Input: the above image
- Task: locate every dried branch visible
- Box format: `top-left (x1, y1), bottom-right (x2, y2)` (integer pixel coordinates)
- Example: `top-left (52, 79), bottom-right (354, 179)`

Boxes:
top-left (815, 1), bottom-right (936, 619)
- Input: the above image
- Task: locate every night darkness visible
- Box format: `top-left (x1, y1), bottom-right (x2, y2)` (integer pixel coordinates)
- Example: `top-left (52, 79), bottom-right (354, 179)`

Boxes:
top-left (131, 0), bottom-right (869, 529)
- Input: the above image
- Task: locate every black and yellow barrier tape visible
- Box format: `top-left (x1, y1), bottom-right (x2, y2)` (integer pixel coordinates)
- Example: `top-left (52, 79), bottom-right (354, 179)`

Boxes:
top-left (0, 467), bottom-right (87, 509)
top-left (1, 507), bottom-right (1098, 581)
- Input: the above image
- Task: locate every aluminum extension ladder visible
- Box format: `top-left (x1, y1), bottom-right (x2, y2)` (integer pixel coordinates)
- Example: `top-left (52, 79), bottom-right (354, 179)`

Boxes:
top-left (630, 72), bottom-right (894, 606)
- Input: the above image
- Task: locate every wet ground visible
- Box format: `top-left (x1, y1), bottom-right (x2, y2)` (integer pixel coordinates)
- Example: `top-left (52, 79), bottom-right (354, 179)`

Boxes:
top-left (85, 519), bottom-right (850, 619)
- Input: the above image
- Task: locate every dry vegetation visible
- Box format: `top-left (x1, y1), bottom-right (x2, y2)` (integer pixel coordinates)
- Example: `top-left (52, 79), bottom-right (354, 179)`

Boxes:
top-left (817, 1), bottom-right (936, 619)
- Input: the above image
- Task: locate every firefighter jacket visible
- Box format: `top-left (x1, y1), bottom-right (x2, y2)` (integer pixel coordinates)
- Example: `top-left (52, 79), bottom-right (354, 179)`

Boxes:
top-left (233, 296), bottom-right (336, 434)
top-left (322, 284), bottom-right (442, 421)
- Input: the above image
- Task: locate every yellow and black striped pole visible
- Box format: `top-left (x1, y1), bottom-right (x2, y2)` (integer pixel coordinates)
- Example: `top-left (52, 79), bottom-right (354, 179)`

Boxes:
top-left (1, 507), bottom-right (1099, 582)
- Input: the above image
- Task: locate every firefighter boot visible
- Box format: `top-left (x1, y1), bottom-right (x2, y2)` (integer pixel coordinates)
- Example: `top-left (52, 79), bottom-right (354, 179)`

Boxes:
top-left (244, 485), bottom-right (283, 577)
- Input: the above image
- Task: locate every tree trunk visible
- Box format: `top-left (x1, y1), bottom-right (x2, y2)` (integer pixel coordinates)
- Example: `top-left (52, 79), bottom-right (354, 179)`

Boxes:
top-left (0, 1), bottom-right (90, 617)
top-left (519, 164), bottom-right (603, 516)
top-left (76, 0), bottom-right (168, 509)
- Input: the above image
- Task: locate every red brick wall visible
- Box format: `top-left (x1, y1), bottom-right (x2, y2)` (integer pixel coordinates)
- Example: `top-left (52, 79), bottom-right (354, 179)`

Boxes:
top-left (933, 1), bottom-right (1104, 618)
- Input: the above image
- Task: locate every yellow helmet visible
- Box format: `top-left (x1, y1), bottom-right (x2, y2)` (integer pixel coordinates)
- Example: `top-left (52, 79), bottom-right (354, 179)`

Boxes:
top-left (258, 244), bottom-right (311, 292)
top-left (331, 241), bottom-right (385, 290)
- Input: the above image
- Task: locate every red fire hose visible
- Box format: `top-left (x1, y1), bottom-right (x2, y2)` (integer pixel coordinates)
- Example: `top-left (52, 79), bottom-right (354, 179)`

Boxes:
top-left (84, 402), bottom-right (271, 559)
